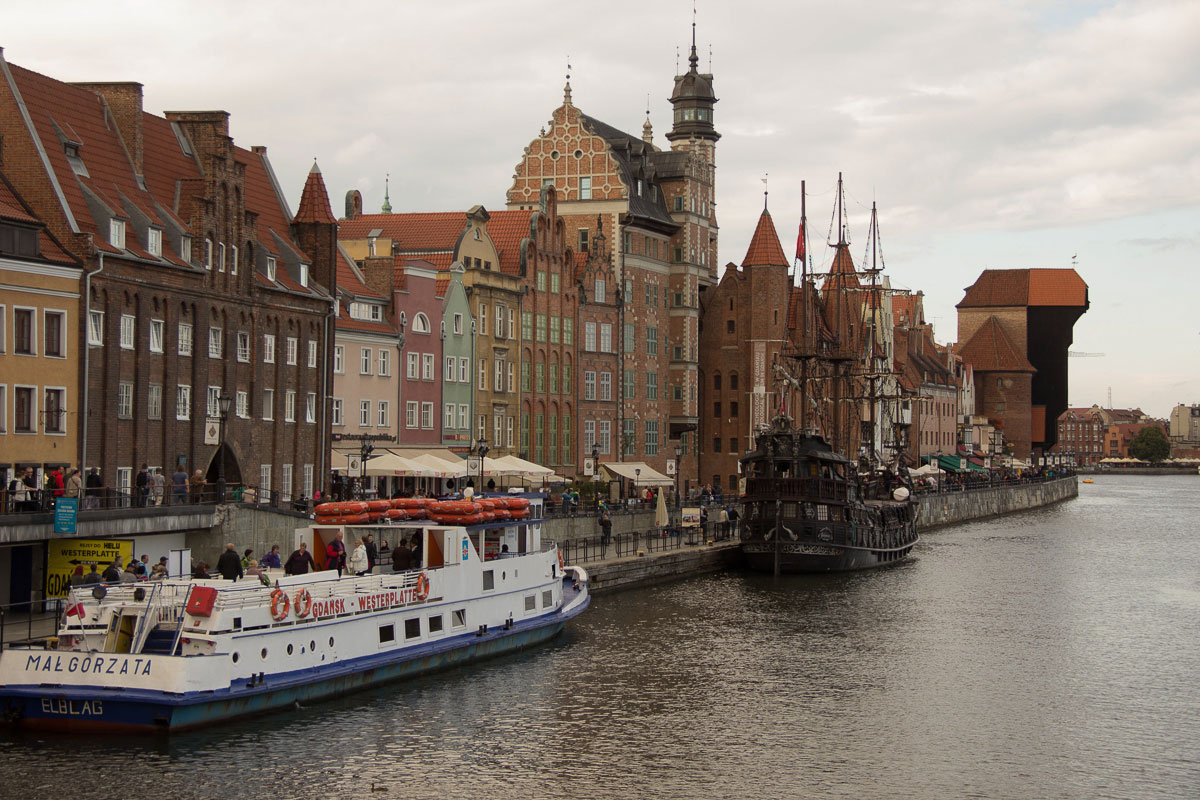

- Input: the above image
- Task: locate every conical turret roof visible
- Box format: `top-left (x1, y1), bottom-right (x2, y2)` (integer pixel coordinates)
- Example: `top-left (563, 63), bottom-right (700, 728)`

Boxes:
top-left (741, 209), bottom-right (789, 268)
top-left (294, 161), bottom-right (336, 224)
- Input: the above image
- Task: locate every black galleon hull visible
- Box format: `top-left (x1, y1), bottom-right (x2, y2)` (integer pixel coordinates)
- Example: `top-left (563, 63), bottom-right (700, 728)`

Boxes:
top-left (741, 539), bottom-right (917, 573)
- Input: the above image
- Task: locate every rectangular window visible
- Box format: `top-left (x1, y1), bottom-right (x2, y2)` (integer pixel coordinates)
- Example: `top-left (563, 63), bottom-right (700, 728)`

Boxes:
top-left (646, 372), bottom-right (658, 400)
top-left (119, 314), bottom-right (134, 350)
top-left (262, 388), bottom-right (274, 421)
top-left (308, 340), bottom-right (317, 368)
top-left (147, 384), bottom-right (162, 420)
top-left (599, 372), bottom-right (612, 401)
top-left (458, 404), bottom-right (469, 430)
top-left (88, 310), bottom-right (104, 346)
top-left (507, 362), bottom-right (515, 393)
top-left (377, 400), bottom-right (388, 427)
top-left (263, 334), bottom-right (276, 364)
top-left (281, 464), bottom-right (292, 503)
top-left (266, 256), bottom-right (277, 282)
top-left (235, 331), bottom-right (250, 362)
top-left (536, 271), bottom-right (546, 292)
top-left (623, 323), bottom-right (634, 353)
top-left (563, 364), bottom-right (571, 394)
top-left (478, 358), bottom-right (487, 390)
top-left (549, 316), bottom-right (560, 345)
top-left (286, 337), bottom-right (298, 365)
top-left (361, 347), bottom-right (372, 375)
top-left (204, 238), bottom-right (213, 269)
top-left (522, 311), bottom-right (533, 340)
top-left (260, 464), bottom-right (272, 494)
top-left (536, 314), bottom-right (547, 342)
top-left (521, 361), bottom-right (530, 392)
top-left (585, 322), bottom-right (597, 351)
top-left (231, 244), bottom-right (239, 275)
top-left (206, 386), bottom-right (221, 419)
top-left (146, 227), bottom-right (162, 256)
top-left (598, 420), bottom-right (611, 454)
top-left (521, 413), bottom-right (530, 450)
top-left (177, 385), bottom-right (191, 420)
top-left (421, 402), bottom-right (434, 429)
top-left (110, 219), bottom-right (126, 250)
top-left (332, 345), bottom-right (344, 374)
top-left (361, 400), bottom-right (372, 427)
top-left (307, 393), bottom-right (317, 424)
top-left (599, 324), bottom-right (612, 353)
top-left (453, 312), bottom-right (463, 335)
top-left (551, 272), bottom-right (561, 294)
top-left (407, 352), bottom-right (419, 379)
top-left (580, 176), bottom-right (592, 200)
top-left (478, 303), bottom-right (488, 336)
top-left (584, 371), bottom-right (596, 400)
top-left (236, 390), bottom-right (249, 419)
top-left (494, 413), bottom-right (503, 446)
top-left (40, 387), bottom-right (64, 433)
top-left (623, 419), bottom-right (635, 456)
top-left (624, 369), bottom-right (635, 399)
top-left (563, 318), bottom-right (573, 346)
top-left (12, 386), bottom-right (33, 432)
top-left (208, 327), bottom-right (223, 359)
top-left (445, 403), bottom-right (456, 429)
top-left (495, 358), bottom-right (504, 391)
top-left (217, 242), bottom-right (226, 273)
top-left (495, 304), bottom-right (504, 337)
top-left (459, 357), bottom-right (469, 383)
top-left (584, 419), bottom-right (596, 450)
top-left (422, 354), bottom-right (434, 380)
top-left (406, 401), bottom-right (418, 428)
top-left (44, 310), bottom-right (65, 357)
top-left (507, 415), bottom-right (514, 448)
top-left (646, 327), bottom-right (658, 355)
top-left (645, 420), bottom-right (659, 456)
top-left (535, 363), bottom-right (545, 393)
top-left (550, 364), bottom-right (558, 394)
top-left (331, 398), bottom-right (343, 426)
top-left (379, 349), bottom-right (390, 377)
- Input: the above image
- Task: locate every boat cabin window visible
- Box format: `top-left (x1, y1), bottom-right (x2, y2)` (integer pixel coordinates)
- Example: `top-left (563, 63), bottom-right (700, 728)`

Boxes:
top-left (525, 595), bottom-right (537, 612)
top-left (452, 609), bottom-right (467, 629)
top-left (428, 614), bottom-right (444, 634)
top-left (404, 619), bottom-right (421, 640)
top-left (482, 570), bottom-right (495, 591)
top-left (379, 624), bottom-right (395, 644)
top-left (542, 590), bottom-right (553, 608)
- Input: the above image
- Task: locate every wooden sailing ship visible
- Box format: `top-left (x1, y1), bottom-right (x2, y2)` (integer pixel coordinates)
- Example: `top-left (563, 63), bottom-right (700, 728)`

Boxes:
top-left (739, 176), bottom-right (918, 573)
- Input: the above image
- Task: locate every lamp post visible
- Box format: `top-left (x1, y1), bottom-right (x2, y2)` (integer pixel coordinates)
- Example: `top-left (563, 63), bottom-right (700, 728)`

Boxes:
top-left (674, 445), bottom-right (682, 510)
top-left (357, 439), bottom-right (375, 499)
top-left (591, 443), bottom-right (600, 508)
top-left (470, 435), bottom-right (489, 492)
top-left (217, 394), bottom-right (232, 503)
top-left (634, 467), bottom-right (641, 504)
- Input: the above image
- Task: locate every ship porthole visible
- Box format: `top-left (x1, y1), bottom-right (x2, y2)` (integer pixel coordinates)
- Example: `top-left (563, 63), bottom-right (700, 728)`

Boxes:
top-left (260, 648), bottom-right (268, 659)
top-left (329, 637), bottom-right (335, 647)
top-left (231, 652), bottom-right (239, 663)
top-left (287, 643), bottom-right (294, 656)
top-left (310, 640), bottom-right (316, 651)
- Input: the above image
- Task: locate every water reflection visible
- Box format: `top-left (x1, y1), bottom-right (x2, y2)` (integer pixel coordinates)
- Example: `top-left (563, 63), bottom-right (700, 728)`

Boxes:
top-left (3, 476), bottom-right (1198, 799)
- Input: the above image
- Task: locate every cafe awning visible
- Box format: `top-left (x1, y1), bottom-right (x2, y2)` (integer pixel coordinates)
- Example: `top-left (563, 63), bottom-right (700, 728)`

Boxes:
top-left (600, 461), bottom-right (673, 486)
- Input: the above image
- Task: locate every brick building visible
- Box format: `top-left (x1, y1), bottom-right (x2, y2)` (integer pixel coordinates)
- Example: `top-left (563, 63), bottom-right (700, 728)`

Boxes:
top-left (0, 56), bottom-right (334, 501)
top-left (956, 269), bottom-right (1088, 461)
top-left (575, 216), bottom-right (620, 471)
top-left (506, 38), bottom-right (719, 483)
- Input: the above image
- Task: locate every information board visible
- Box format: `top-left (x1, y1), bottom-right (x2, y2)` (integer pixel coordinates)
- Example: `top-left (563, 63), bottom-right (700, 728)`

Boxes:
top-left (46, 538), bottom-right (134, 598)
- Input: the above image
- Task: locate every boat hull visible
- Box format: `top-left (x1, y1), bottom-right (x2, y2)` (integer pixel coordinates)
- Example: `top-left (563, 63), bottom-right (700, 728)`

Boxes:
top-left (741, 539), bottom-right (917, 573)
top-left (1, 597), bottom-right (588, 733)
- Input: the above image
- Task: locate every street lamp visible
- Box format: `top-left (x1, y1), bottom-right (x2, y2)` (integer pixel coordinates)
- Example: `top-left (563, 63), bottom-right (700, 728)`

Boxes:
top-left (217, 394), bottom-right (232, 502)
top-left (591, 443), bottom-right (600, 510)
top-left (470, 435), bottom-right (489, 491)
top-left (634, 467), bottom-right (641, 503)
top-left (357, 439), bottom-right (375, 499)
top-left (674, 445), bottom-right (682, 509)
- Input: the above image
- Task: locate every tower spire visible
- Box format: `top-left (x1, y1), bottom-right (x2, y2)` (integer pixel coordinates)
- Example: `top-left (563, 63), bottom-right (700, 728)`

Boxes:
top-left (563, 56), bottom-right (572, 106)
top-left (381, 173), bottom-right (392, 214)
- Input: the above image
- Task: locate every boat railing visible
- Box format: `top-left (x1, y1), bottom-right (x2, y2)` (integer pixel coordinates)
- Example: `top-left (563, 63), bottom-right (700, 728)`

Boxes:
top-left (745, 477), bottom-right (848, 502)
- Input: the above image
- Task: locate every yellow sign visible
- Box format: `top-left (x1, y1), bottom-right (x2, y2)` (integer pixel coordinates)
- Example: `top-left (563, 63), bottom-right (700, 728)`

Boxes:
top-left (46, 538), bottom-right (134, 598)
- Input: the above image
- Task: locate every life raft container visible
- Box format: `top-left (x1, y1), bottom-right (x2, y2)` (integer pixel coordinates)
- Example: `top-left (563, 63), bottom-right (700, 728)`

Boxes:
top-left (314, 501), bottom-right (369, 516)
top-left (503, 497), bottom-right (530, 510)
top-left (390, 497), bottom-right (426, 510)
top-left (366, 499), bottom-right (392, 512)
top-left (385, 508), bottom-right (409, 520)
top-left (431, 500), bottom-right (482, 515)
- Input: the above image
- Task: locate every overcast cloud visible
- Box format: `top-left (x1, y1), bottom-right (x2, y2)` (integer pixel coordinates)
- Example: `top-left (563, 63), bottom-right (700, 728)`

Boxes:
top-left (4, 0), bottom-right (1197, 416)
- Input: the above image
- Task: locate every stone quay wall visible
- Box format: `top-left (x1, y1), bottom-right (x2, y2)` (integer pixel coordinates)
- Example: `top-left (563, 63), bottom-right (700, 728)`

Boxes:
top-left (914, 476), bottom-right (1078, 531)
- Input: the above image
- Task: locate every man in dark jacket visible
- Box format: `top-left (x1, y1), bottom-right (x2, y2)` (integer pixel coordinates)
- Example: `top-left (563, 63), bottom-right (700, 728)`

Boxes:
top-left (102, 558), bottom-right (123, 583)
top-left (365, 534), bottom-right (378, 572)
top-left (391, 541), bottom-right (412, 572)
top-left (216, 542), bottom-right (243, 581)
top-left (285, 542), bottom-right (316, 575)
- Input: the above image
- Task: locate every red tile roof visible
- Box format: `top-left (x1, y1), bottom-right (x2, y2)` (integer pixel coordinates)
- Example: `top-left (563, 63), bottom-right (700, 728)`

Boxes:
top-left (294, 163), bottom-right (337, 224)
top-left (0, 175), bottom-right (78, 265)
top-left (957, 316), bottom-right (1035, 373)
top-left (339, 212), bottom-right (466, 248)
top-left (485, 210), bottom-right (533, 275)
top-left (741, 209), bottom-right (789, 268)
top-left (335, 246), bottom-right (383, 299)
top-left (958, 269), bottom-right (1088, 308)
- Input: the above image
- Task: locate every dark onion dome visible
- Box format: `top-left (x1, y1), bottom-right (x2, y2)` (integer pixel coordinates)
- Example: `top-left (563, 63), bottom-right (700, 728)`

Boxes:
top-left (667, 45), bottom-right (719, 143)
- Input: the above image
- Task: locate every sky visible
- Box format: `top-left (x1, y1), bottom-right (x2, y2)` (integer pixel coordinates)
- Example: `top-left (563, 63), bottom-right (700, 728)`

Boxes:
top-left (4, 0), bottom-right (1198, 418)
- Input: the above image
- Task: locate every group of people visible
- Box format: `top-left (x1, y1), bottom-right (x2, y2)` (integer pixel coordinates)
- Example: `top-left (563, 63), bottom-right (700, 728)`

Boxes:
top-left (276, 531), bottom-right (421, 577)
top-left (72, 554), bottom-right (171, 586)
top-left (6, 465), bottom-right (105, 511)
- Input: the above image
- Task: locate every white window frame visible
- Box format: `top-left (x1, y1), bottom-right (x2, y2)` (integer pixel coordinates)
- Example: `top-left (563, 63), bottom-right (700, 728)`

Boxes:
top-left (284, 390), bottom-right (296, 422)
top-left (206, 386), bottom-right (222, 419)
top-left (263, 334), bottom-right (276, 364)
top-left (149, 319), bottom-right (164, 354)
top-left (147, 383), bottom-right (162, 420)
top-left (377, 401), bottom-right (389, 427)
top-left (262, 388), bottom-right (274, 421)
top-left (281, 464), bottom-right (293, 503)
top-left (422, 354), bottom-right (434, 381)
top-left (453, 313), bottom-right (463, 335)
top-left (360, 400), bottom-right (372, 427)
top-left (208, 327), bottom-right (223, 359)
top-left (306, 392), bottom-right (316, 423)
top-left (407, 352), bottom-right (419, 379)
top-left (478, 358), bottom-right (487, 391)
top-left (445, 356), bottom-right (456, 382)
top-left (406, 401), bottom-right (419, 429)
top-left (119, 314), bottom-right (134, 350)
top-left (88, 310), bottom-right (104, 346)
top-left (176, 385), bottom-right (191, 420)
top-left (236, 390), bottom-right (249, 419)
top-left (110, 219), bottom-right (126, 250)
top-left (421, 402), bottom-right (434, 429)
top-left (360, 347), bottom-right (373, 375)
top-left (307, 340), bottom-right (317, 368)
top-left (458, 404), bottom-right (468, 430)
top-left (231, 244), bottom-right (239, 275)
top-left (458, 357), bottom-right (468, 383)
top-left (444, 403), bottom-right (456, 429)
top-left (260, 464), bottom-right (272, 495)
top-left (331, 398), bottom-right (344, 426)
top-left (147, 227), bottom-right (162, 257)
top-left (266, 256), bottom-right (277, 282)
top-left (177, 322), bottom-right (192, 356)
top-left (218, 242), bottom-right (226, 273)
top-left (286, 337), bottom-right (298, 366)
top-left (378, 349), bottom-right (390, 377)
top-left (236, 331), bottom-right (251, 363)
top-left (204, 238), bottom-right (213, 270)
top-left (333, 344), bottom-right (344, 374)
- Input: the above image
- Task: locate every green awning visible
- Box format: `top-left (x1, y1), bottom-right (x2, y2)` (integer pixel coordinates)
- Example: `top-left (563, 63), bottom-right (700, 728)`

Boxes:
top-left (965, 458), bottom-right (987, 472)
top-left (938, 455), bottom-right (964, 472)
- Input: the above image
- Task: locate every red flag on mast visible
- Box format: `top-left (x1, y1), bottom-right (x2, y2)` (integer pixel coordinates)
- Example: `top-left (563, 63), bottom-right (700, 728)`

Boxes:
top-left (796, 221), bottom-right (806, 262)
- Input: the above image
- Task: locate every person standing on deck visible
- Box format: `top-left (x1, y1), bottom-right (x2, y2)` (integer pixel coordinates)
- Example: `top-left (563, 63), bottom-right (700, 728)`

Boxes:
top-left (216, 543), bottom-right (243, 582)
top-left (285, 542), bottom-right (315, 575)
top-left (349, 538), bottom-right (370, 576)
top-left (326, 531), bottom-right (347, 576)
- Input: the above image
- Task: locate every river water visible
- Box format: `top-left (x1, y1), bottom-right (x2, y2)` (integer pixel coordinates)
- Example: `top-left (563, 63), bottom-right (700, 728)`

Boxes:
top-left (2, 475), bottom-right (1198, 799)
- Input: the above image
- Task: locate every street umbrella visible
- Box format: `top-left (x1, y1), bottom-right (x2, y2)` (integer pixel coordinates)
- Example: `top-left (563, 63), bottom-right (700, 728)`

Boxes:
top-left (655, 488), bottom-right (669, 530)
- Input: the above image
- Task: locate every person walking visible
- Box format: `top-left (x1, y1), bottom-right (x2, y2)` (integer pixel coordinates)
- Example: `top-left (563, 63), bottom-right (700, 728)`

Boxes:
top-left (260, 545), bottom-right (282, 569)
top-left (189, 470), bottom-right (206, 504)
top-left (151, 468), bottom-right (166, 506)
top-left (135, 464), bottom-right (149, 507)
top-left (66, 467), bottom-right (83, 501)
top-left (216, 542), bottom-right (243, 582)
top-left (85, 468), bottom-right (102, 509)
top-left (285, 542), bottom-right (315, 575)
top-left (599, 509), bottom-right (612, 554)
top-left (8, 467), bottom-right (31, 512)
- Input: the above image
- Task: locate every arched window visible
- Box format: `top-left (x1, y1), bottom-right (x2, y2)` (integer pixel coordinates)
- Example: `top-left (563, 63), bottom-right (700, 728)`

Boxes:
top-left (412, 313), bottom-right (431, 333)
top-left (713, 374), bottom-right (722, 391)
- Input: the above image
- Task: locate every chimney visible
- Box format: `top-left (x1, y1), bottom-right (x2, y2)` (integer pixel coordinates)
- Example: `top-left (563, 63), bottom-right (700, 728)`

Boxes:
top-left (164, 110), bottom-right (231, 165)
top-left (73, 82), bottom-right (144, 175)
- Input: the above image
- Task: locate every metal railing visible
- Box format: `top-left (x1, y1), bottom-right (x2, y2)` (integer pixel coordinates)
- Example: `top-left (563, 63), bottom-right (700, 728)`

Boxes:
top-left (0, 597), bottom-right (63, 649)
top-left (557, 520), bottom-right (738, 565)
top-left (0, 483), bottom-right (313, 518)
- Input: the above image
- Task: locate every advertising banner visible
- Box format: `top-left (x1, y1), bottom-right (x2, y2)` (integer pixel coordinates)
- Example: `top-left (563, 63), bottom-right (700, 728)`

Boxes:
top-left (53, 497), bottom-right (78, 534)
top-left (46, 538), bottom-right (134, 598)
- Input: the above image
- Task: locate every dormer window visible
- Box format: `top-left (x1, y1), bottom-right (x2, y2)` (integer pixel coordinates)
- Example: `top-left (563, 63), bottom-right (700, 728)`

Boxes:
top-left (147, 228), bottom-right (162, 256)
top-left (218, 242), bottom-right (226, 273)
top-left (267, 256), bottom-right (277, 282)
top-left (299, 263), bottom-right (309, 288)
top-left (231, 245), bottom-right (238, 275)
top-left (109, 219), bottom-right (126, 250)
top-left (180, 236), bottom-right (192, 263)
top-left (204, 238), bottom-right (213, 270)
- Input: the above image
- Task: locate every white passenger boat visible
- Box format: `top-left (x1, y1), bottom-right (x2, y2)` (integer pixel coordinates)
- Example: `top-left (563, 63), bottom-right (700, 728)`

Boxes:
top-left (0, 515), bottom-right (588, 732)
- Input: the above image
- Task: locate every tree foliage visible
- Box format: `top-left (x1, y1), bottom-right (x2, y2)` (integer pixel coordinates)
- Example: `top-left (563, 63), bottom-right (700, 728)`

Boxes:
top-left (1128, 426), bottom-right (1170, 462)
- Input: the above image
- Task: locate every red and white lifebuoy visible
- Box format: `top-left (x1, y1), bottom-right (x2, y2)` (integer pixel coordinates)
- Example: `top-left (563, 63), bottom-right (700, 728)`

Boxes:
top-left (558, 549), bottom-right (564, 571)
top-left (293, 588), bottom-right (312, 618)
top-left (415, 572), bottom-right (429, 602)
top-left (270, 588), bottom-right (290, 621)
